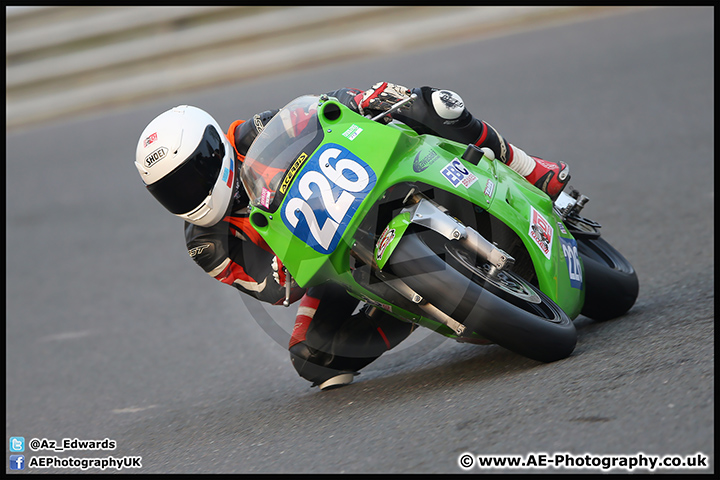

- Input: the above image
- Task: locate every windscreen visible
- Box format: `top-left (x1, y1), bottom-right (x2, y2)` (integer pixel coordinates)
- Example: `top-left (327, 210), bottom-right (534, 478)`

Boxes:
top-left (240, 95), bottom-right (323, 212)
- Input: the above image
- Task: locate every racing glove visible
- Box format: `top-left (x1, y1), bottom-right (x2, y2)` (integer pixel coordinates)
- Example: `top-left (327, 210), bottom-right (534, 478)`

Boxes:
top-left (356, 82), bottom-right (412, 117)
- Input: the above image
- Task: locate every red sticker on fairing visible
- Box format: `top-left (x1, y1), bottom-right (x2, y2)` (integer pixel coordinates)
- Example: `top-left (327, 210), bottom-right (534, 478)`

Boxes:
top-left (260, 187), bottom-right (273, 209)
top-left (528, 206), bottom-right (553, 259)
top-left (376, 226), bottom-right (396, 262)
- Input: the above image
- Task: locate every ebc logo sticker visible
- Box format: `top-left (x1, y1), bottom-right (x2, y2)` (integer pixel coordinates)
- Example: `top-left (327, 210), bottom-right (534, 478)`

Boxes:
top-left (528, 206), bottom-right (553, 259)
top-left (441, 158), bottom-right (478, 188)
top-left (282, 143), bottom-right (376, 254)
top-left (560, 237), bottom-right (583, 289)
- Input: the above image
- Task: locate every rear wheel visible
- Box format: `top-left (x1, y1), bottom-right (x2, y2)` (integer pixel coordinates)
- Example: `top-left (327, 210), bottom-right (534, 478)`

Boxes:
top-left (576, 235), bottom-right (639, 321)
top-left (387, 228), bottom-right (576, 363)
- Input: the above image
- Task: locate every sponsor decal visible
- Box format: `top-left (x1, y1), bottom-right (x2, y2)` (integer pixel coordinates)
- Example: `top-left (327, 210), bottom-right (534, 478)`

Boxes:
top-left (484, 179), bottom-right (495, 197)
top-left (342, 124), bottom-right (363, 141)
top-left (437, 90), bottom-right (464, 110)
top-left (226, 157), bottom-right (234, 188)
top-left (260, 187), bottom-right (273, 209)
top-left (144, 132), bottom-right (157, 147)
top-left (188, 244), bottom-right (211, 258)
top-left (557, 221), bottom-right (567, 235)
top-left (279, 152), bottom-right (308, 194)
top-left (253, 114), bottom-right (265, 133)
top-left (528, 206), bottom-right (553, 259)
top-left (376, 226), bottom-right (396, 262)
top-left (441, 158), bottom-right (478, 188)
top-left (433, 90), bottom-right (464, 125)
top-left (536, 158), bottom-right (559, 170)
top-left (144, 147), bottom-right (167, 168)
top-left (560, 236), bottom-right (583, 289)
top-left (413, 150), bottom-right (440, 173)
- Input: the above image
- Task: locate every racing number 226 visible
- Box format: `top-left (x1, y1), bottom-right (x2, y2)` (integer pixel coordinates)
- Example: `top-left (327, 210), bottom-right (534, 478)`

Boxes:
top-left (284, 147), bottom-right (370, 251)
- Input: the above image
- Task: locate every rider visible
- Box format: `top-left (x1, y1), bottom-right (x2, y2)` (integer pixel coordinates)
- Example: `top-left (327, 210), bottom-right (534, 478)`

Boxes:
top-left (134, 82), bottom-right (570, 390)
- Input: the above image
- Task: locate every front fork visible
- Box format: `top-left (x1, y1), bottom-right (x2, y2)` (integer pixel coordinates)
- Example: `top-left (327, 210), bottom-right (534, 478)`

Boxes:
top-left (392, 192), bottom-right (515, 275)
top-left (368, 193), bottom-right (516, 336)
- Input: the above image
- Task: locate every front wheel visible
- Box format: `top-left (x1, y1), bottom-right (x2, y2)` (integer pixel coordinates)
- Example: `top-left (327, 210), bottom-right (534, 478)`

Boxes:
top-left (387, 228), bottom-right (577, 363)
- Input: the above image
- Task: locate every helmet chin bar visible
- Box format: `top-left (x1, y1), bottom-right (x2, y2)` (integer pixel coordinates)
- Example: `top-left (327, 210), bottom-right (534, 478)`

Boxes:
top-left (185, 195), bottom-right (214, 223)
top-left (176, 136), bottom-right (237, 227)
top-left (181, 164), bottom-right (236, 226)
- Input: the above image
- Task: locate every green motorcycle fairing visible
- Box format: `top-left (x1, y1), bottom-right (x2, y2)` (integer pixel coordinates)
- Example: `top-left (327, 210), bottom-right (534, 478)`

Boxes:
top-left (243, 95), bottom-right (584, 329)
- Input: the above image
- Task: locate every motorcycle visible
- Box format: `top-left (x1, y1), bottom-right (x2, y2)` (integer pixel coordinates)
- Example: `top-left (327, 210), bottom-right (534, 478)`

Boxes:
top-left (240, 94), bottom-right (639, 364)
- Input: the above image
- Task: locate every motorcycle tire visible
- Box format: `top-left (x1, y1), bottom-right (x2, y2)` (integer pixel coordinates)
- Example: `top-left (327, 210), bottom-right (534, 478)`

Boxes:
top-left (576, 236), bottom-right (639, 321)
top-left (387, 228), bottom-right (577, 363)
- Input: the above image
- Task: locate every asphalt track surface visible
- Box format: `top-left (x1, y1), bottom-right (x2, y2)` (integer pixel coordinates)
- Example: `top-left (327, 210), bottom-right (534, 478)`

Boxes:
top-left (6, 7), bottom-right (713, 474)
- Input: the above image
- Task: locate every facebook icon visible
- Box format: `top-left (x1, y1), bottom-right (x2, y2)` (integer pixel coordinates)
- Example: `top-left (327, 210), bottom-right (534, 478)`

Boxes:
top-left (10, 454), bottom-right (25, 470)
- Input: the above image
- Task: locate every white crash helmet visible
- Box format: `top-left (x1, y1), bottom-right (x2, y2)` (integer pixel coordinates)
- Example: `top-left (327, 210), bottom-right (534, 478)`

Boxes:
top-left (135, 105), bottom-right (236, 227)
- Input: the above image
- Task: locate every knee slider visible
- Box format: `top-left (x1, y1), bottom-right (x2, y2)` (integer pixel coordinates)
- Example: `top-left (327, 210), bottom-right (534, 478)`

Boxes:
top-left (289, 342), bottom-right (343, 385)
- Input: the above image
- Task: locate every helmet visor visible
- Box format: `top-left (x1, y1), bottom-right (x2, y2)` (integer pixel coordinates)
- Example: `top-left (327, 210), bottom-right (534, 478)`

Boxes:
top-left (147, 125), bottom-right (225, 214)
